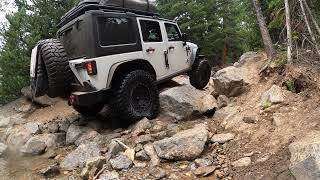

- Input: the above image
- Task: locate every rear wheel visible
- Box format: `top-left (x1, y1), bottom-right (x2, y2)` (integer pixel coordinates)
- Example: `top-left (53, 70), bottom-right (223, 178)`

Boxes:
top-left (110, 70), bottom-right (159, 121)
top-left (73, 103), bottom-right (105, 117)
top-left (189, 58), bottom-right (211, 89)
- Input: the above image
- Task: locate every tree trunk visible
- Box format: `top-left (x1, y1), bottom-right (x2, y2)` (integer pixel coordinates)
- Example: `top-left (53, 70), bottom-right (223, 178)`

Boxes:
top-left (302, 0), bottom-right (320, 36)
top-left (285, 0), bottom-right (293, 64)
top-left (252, 0), bottom-right (276, 59)
top-left (299, 0), bottom-right (320, 57)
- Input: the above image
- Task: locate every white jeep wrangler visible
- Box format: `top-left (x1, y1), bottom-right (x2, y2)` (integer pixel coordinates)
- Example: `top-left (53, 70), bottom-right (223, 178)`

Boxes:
top-left (30, 0), bottom-right (211, 121)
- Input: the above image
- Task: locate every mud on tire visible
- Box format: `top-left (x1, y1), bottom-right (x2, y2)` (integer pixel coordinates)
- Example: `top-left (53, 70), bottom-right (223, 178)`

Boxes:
top-left (35, 39), bottom-right (72, 98)
top-left (110, 70), bottom-right (159, 121)
top-left (189, 58), bottom-right (211, 89)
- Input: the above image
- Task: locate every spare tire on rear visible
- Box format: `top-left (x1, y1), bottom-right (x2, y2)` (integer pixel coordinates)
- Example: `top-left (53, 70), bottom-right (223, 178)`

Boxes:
top-left (32, 39), bottom-right (72, 98)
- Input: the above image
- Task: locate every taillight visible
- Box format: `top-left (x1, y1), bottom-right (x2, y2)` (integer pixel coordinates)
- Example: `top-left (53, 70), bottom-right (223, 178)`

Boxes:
top-left (82, 61), bottom-right (97, 75)
top-left (68, 95), bottom-right (77, 106)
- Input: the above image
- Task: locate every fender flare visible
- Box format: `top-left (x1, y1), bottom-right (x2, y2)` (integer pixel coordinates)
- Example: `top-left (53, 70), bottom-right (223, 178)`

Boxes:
top-left (106, 59), bottom-right (156, 89)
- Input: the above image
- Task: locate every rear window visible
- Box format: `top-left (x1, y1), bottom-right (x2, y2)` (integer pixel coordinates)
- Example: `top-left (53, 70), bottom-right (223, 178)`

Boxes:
top-left (97, 17), bottom-right (136, 46)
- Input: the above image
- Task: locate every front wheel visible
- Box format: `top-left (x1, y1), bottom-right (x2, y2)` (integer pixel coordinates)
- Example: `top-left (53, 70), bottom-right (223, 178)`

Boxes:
top-left (189, 58), bottom-right (211, 89)
top-left (110, 70), bottom-right (159, 121)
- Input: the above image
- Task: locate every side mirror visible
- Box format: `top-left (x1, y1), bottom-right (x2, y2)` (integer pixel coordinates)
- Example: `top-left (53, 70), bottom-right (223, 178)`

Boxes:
top-left (181, 33), bottom-right (187, 42)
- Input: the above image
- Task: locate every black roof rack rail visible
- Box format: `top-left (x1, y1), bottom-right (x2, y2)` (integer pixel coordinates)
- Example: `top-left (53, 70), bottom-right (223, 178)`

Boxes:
top-left (58, 2), bottom-right (159, 28)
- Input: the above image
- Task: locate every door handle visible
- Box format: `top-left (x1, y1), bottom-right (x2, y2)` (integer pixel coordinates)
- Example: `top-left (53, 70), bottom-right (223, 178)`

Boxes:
top-left (168, 46), bottom-right (175, 51)
top-left (164, 50), bottom-right (169, 69)
top-left (146, 48), bottom-right (155, 53)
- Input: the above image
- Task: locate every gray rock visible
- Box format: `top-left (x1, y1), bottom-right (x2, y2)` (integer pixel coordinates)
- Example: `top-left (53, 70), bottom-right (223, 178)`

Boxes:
top-left (75, 130), bottom-right (102, 147)
top-left (135, 134), bottom-right (154, 144)
top-left (0, 143), bottom-right (8, 156)
top-left (194, 166), bottom-right (217, 177)
top-left (195, 156), bottom-right (213, 167)
top-left (153, 124), bottom-right (208, 160)
top-left (39, 164), bottom-right (60, 178)
top-left (289, 131), bottom-right (320, 180)
top-left (21, 136), bottom-right (47, 155)
top-left (47, 121), bottom-right (59, 133)
top-left (131, 118), bottom-right (152, 137)
top-left (38, 133), bottom-right (66, 147)
top-left (150, 121), bottom-right (166, 133)
top-left (21, 86), bottom-right (60, 107)
top-left (58, 119), bottom-right (71, 132)
top-left (238, 51), bottom-right (259, 65)
top-left (217, 95), bottom-right (229, 109)
top-left (135, 150), bottom-right (150, 161)
top-left (211, 133), bottom-right (235, 144)
top-left (167, 124), bottom-right (180, 136)
top-left (81, 156), bottom-right (106, 179)
top-left (24, 122), bottom-right (40, 134)
top-left (232, 157), bottom-right (251, 167)
top-left (110, 153), bottom-right (133, 170)
top-left (6, 127), bottom-right (32, 151)
top-left (260, 85), bottom-right (285, 107)
top-left (144, 144), bottom-right (160, 166)
top-left (213, 66), bottom-right (246, 97)
top-left (97, 171), bottom-right (120, 180)
top-left (60, 142), bottom-right (101, 170)
top-left (0, 158), bottom-right (8, 176)
top-left (160, 85), bottom-right (217, 120)
top-left (66, 125), bottom-right (85, 145)
top-left (107, 140), bottom-right (125, 156)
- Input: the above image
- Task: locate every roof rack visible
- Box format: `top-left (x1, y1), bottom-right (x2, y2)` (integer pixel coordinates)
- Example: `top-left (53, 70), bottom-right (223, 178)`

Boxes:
top-left (58, 1), bottom-right (159, 28)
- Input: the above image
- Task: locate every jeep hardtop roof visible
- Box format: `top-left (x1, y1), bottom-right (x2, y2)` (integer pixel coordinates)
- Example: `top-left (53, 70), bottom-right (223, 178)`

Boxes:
top-left (58, 0), bottom-right (160, 28)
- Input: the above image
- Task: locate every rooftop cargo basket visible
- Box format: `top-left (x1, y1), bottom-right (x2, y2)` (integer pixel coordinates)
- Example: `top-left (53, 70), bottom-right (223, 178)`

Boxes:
top-left (58, 0), bottom-right (158, 28)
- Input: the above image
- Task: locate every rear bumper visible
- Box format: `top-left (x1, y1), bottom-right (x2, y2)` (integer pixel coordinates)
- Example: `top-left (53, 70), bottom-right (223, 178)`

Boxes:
top-left (68, 89), bottom-right (110, 107)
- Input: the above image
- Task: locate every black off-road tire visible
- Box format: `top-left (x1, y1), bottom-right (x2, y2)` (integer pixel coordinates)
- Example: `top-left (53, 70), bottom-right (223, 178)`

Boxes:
top-left (37, 39), bottom-right (72, 98)
top-left (189, 58), bottom-right (211, 89)
top-left (110, 70), bottom-right (159, 121)
top-left (73, 103), bottom-right (105, 117)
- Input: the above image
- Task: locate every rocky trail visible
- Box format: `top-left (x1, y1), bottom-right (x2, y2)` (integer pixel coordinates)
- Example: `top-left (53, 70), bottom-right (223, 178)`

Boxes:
top-left (0, 51), bottom-right (320, 180)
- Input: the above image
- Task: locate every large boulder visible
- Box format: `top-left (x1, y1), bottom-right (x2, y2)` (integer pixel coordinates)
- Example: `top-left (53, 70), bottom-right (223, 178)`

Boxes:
top-left (289, 132), bottom-right (320, 180)
top-left (160, 85), bottom-right (217, 120)
top-left (21, 86), bottom-right (60, 107)
top-left (60, 142), bottom-right (101, 170)
top-left (153, 124), bottom-right (209, 161)
top-left (213, 67), bottom-right (246, 97)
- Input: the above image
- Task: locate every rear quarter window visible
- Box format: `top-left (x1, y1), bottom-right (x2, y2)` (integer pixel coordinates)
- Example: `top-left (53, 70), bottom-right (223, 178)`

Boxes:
top-left (97, 17), bottom-right (136, 46)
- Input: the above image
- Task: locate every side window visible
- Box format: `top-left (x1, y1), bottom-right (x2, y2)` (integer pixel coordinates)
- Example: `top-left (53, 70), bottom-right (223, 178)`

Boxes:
top-left (165, 23), bottom-right (181, 41)
top-left (97, 17), bottom-right (136, 46)
top-left (139, 20), bottom-right (163, 42)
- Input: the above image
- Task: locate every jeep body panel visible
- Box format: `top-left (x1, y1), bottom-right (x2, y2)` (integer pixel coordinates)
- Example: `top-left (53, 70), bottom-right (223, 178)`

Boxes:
top-left (68, 14), bottom-right (198, 93)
